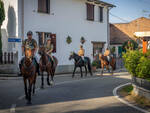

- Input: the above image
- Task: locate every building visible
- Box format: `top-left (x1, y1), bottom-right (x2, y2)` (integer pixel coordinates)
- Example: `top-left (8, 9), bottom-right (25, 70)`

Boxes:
top-left (110, 17), bottom-right (150, 57)
top-left (1, 0), bottom-right (115, 74)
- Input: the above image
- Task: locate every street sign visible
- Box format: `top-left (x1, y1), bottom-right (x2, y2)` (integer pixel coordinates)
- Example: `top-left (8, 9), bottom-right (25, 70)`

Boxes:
top-left (8, 38), bottom-right (21, 42)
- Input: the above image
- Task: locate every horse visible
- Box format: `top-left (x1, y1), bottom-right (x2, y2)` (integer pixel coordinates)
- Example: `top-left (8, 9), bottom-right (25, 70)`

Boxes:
top-left (69, 52), bottom-right (93, 78)
top-left (20, 48), bottom-right (38, 104)
top-left (99, 54), bottom-right (116, 76)
top-left (38, 46), bottom-right (58, 89)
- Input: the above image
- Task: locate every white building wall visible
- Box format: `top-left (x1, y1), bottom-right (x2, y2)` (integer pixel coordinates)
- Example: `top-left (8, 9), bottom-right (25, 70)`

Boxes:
top-left (23, 0), bottom-right (108, 65)
top-left (1, 0), bottom-right (19, 52)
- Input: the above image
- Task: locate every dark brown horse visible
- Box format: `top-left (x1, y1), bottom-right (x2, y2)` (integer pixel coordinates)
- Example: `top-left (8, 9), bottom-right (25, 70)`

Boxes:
top-left (99, 54), bottom-right (116, 75)
top-left (21, 48), bottom-right (37, 104)
top-left (39, 46), bottom-right (58, 89)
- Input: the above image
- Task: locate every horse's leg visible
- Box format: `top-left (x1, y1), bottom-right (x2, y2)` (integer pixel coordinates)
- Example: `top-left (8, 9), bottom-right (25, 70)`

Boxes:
top-left (27, 80), bottom-right (32, 105)
top-left (47, 71), bottom-right (50, 86)
top-left (24, 78), bottom-right (28, 100)
top-left (41, 72), bottom-right (44, 89)
top-left (50, 69), bottom-right (54, 86)
top-left (107, 65), bottom-right (110, 73)
top-left (33, 73), bottom-right (37, 95)
top-left (101, 65), bottom-right (104, 76)
top-left (72, 66), bottom-right (76, 78)
top-left (85, 66), bottom-right (87, 77)
top-left (80, 67), bottom-right (83, 78)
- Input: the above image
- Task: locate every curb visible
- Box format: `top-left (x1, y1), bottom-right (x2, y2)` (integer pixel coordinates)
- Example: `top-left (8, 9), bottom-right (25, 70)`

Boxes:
top-left (113, 83), bottom-right (150, 113)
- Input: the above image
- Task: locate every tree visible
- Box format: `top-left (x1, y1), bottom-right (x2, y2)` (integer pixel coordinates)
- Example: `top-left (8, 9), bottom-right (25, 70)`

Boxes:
top-left (0, 0), bottom-right (5, 54)
top-left (122, 40), bottom-right (138, 52)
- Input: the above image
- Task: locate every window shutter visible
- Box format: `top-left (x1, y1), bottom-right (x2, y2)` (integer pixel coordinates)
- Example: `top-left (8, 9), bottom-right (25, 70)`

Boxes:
top-left (99, 6), bottom-right (103, 22)
top-left (50, 34), bottom-right (56, 53)
top-left (86, 3), bottom-right (94, 21)
top-left (38, 0), bottom-right (50, 14)
top-left (46, 0), bottom-right (50, 13)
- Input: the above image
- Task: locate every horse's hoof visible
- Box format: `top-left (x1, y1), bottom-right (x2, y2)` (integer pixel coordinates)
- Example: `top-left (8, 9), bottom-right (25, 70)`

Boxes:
top-left (26, 101), bottom-right (32, 105)
top-left (25, 96), bottom-right (28, 100)
top-left (50, 81), bottom-right (54, 86)
top-left (47, 82), bottom-right (50, 86)
top-left (41, 86), bottom-right (44, 89)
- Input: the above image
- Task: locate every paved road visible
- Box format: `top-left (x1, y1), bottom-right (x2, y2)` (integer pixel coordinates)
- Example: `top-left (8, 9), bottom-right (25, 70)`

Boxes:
top-left (0, 72), bottom-right (143, 113)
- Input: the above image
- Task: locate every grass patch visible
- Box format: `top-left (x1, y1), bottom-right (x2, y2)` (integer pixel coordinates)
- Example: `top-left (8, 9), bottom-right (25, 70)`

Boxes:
top-left (119, 85), bottom-right (150, 109)
top-left (120, 85), bottom-right (133, 95)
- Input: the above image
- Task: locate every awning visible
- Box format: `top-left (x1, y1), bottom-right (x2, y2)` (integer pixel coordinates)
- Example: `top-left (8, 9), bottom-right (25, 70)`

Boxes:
top-left (134, 31), bottom-right (150, 38)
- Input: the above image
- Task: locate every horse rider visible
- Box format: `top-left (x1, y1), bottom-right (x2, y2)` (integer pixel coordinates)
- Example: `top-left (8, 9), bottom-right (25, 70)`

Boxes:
top-left (104, 48), bottom-right (111, 63)
top-left (45, 37), bottom-right (54, 65)
top-left (19, 31), bottom-right (40, 75)
top-left (78, 45), bottom-right (85, 62)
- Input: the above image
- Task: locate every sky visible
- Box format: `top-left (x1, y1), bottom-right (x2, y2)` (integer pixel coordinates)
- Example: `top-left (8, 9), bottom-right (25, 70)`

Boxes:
top-left (102, 0), bottom-right (150, 23)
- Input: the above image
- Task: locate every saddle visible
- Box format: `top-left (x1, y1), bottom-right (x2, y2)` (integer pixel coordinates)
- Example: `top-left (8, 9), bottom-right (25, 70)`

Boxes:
top-left (104, 56), bottom-right (111, 64)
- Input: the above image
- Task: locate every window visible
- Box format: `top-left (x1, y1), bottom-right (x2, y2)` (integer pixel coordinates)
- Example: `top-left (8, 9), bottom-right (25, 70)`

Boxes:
top-left (99, 6), bottom-right (103, 22)
top-left (37, 32), bottom-right (56, 53)
top-left (86, 3), bottom-right (94, 21)
top-left (38, 0), bottom-right (50, 14)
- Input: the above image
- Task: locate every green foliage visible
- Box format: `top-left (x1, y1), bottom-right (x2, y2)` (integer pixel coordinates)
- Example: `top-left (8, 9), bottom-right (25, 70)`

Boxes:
top-left (66, 36), bottom-right (72, 44)
top-left (121, 85), bottom-right (133, 94)
top-left (136, 56), bottom-right (150, 79)
top-left (80, 37), bottom-right (86, 44)
top-left (123, 50), bottom-right (150, 79)
top-left (0, 31), bottom-right (2, 54)
top-left (122, 40), bottom-right (138, 52)
top-left (123, 50), bottom-right (142, 76)
top-left (92, 60), bottom-right (99, 68)
top-left (111, 46), bottom-right (116, 54)
top-left (0, 0), bottom-right (5, 26)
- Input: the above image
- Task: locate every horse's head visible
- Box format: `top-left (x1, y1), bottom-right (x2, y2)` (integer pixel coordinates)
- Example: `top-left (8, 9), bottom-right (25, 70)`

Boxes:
top-left (69, 52), bottom-right (75, 60)
top-left (25, 48), bottom-right (32, 66)
top-left (38, 46), bottom-right (46, 56)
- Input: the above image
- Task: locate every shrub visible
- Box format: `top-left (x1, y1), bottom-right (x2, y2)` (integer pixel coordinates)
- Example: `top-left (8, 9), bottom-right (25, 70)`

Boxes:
top-left (123, 50), bottom-right (142, 76)
top-left (123, 49), bottom-right (150, 80)
top-left (136, 56), bottom-right (150, 79)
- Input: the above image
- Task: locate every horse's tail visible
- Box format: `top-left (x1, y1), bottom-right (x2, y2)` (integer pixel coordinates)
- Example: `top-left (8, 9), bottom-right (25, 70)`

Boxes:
top-left (85, 57), bottom-right (93, 75)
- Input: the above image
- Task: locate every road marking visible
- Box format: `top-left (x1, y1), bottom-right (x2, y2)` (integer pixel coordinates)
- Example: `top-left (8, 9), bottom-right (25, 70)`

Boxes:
top-left (113, 83), bottom-right (150, 113)
top-left (10, 76), bottom-right (101, 113)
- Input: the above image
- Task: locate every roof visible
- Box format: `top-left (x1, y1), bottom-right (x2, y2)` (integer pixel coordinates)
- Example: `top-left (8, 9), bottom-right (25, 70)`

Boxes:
top-left (110, 24), bottom-right (130, 45)
top-left (110, 17), bottom-right (150, 45)
top-left (87, 0), bottom-right (116, 7)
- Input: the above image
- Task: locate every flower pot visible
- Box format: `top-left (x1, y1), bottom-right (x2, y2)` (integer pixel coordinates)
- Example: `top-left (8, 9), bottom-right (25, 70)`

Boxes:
top-left (92, 66), bottom-right (97, 72)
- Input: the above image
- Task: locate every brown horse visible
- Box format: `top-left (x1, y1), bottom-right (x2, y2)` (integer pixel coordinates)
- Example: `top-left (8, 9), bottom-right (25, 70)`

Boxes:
top-left (99, 54), bottom-right (116, 75)
top-left (39, 46), bottom-right (58, 89)
top-left (21, 48), bottom-right (37, 104)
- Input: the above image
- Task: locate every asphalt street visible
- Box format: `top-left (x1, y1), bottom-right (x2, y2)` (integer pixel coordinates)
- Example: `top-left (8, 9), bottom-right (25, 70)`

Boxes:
top-left (0, 72), bottom-right (143, 113)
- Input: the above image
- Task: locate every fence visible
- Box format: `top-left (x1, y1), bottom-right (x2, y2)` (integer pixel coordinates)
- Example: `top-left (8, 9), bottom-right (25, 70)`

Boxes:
top-left (0, 52), bottom-right (14, 64)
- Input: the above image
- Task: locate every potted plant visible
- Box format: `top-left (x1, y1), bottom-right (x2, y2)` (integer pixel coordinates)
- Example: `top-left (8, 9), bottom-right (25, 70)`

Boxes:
top-left (80, 37), bottom-right (86, 44)
top-left (92, 60), bottom-right (97, 71)
top-left (66, 36), bottom-right (72, 44)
